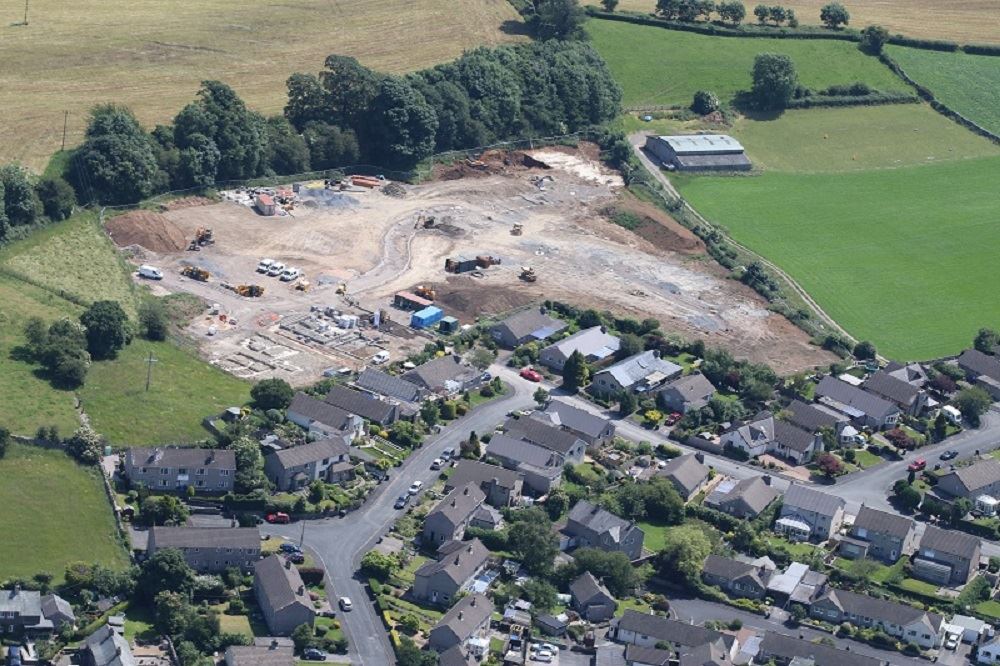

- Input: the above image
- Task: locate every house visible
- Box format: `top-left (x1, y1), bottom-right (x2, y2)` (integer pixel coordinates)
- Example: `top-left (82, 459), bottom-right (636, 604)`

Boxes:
top-left (422, 483), bottom-right (487, 546)
top-left (286, 393), bottom-right (364, 441)
top-left (766, 562), bottom-right (827, 605)
top-left (355, 368), bottom-right (425, 404)
top-left (0, 588), bottom-right (74, 634)
top-left (147, 526), bottom-right (260, 572)
top-left (39, 594), bottom-right (75, 629)
top-left (438, 645), bottom-right (476, 666)
top-left (591, 351), bottom-right (682, 397)
top-left (864, 372), bottom-right (928, 416)
top-left (678, 640), bottom-right (730, 666)
top-left (913, 525), bottom-right (981, 586)
top-left (657, 454), bottom-right (710, 501)
top-left (413, 539), bottom-right (491, 606)
top-left (490, 308), bottom-right (567, 349)
top-left (809, 588), bottom-right (943, 649)
top-left (957, 349), bottom-right (1000, 399)
top-left (264, 438), bottom-right (353, 491)
top-left (937, 458), bottom-right (1000, 500)
top-left (948, 614), bottom-right (990, 644)
top-left (324, 385), bottom-right (399, 425)
top-left (626, 644), bottom-right (673, 666)
top-left (79, 625), bottom-right (135, 666)
top-left (505, 416), bottom-right (587, 464)
top-left (701, 554), bottom-right (769, 599)
top-left (657, 374), bottom-right (717, 414)
top-left (614, 610), bottom-right (738, 657)
top-left (224, 644), bottom-right (294, 666)
top-left (564, 500), bottom-right (644, 560)
top-left (756, 632), bottom-right (883, 666)
top-left (784, 401), bottom-right (857, 445)
top-left (485, 433), bottom-right (565, 494)
top-left (124, 447), bottom-right (236, 493)
top-left (704, 476), bottom-right (779, 519)
top-left (644, 134), bottom-right (751, 172)
top-left (539, 326), bottom-right (620, 371)
top-left (884, 362), bottom-right (929, 388)
top-left (842, 505), bottom-right (916, 563)
top-left (570, 571), bottom-right (617, 622)
top-left (721, 412), bottom-right (821, 464)
top-left (772, 420), bottom-right (822, 464)
top-left (428, 593), bottom-right (492, 653)
top-left (470, 505), bottom-right (503, 531)
top-left (444, 460), bottom-right (523, 508)
top-left (403, 355), bottom-right (482, 396)
top-left (776, 484), bottom-right (845, 542)
top-left (978, 637), bottom-right (1000, 665)
top-left (254, 555), bottom-right (315, 636)
top-left (537, 399), bottom-right (617, 449)
top-left (815, 377), bottom-right (900, 430)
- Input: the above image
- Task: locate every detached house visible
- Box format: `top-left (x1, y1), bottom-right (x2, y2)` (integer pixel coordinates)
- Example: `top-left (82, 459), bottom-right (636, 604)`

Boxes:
top-left (721, 412), bottom-right (821, 464)
top-left (490, 308), bottom-right (566, 349)
top-left (124, 447), bottom-right (236, 493)
top-left (564, 500), bottom-right (644, 560)
top-left (413, 539), bottom-right (491, 606)
top-left (264, 438), bottom-right (353, 490)
top-left (756, 632), bottom-right (883, 666)
top-left (704, 476), bottom-right (779, 519)
top-left (444, 460), bottom-right (522, 508)
top-left (428, 593), bottom-right (492, 653)
top-left (537, 399), bottom-right (616, 449)
top-left (784, 400), bottom-right (857, 446)
top-left (815, 377), bottom-right (900, 430)
top-left (254, 555), bottom-right (315, 636)
top-left (486, 433), bottom-right (564, 494)
top-left (505, 416), bottom-right (587, 464)
top-left (286, 393), bottom-right (363, 441)
top-left (591, 351), bottom-right (682, 397)
top-left (809, 588), bottom-right (943, 649)
top-left (957, 349), bottom-right (1000, 399)
top-left (776, 484), bottom-right (845, 542)
top-left (657, 454), bottom-right (710, 501)
top-left (403, 355), bottom-right (483, 396)
top-left (148, 526), bottom-right (260, 572)
top-left (937, 458), bottom-right (1000, 500)
top-left (569, 572), bottom-right (617, 622)
top-left (913, 525), bottom-right (980, 586)
top-left (657, 373), bottom-right (717, 414)
top-left (0, 588), bottom-right (74, 635)
top-left (422, 483), bottom-right (487, 546)
top-left (702, 554), bottom-right (769, 600)
top-left (324, 385), bottom-right (400, 426)
top-left (355, 368), bottom-right (425, 405)
top-left (864, 372), bottom-right (928, 416)
top-left (539, 326), bottom-right (619, 371)
top-left (79, 625), bottom-right (135, 666)
top-left (842, 505), bottom-right (916, 563)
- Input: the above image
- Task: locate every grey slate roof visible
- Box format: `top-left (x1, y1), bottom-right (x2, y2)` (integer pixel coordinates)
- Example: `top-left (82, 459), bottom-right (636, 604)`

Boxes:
top-left (487, 433), bottom-right (564, 469)
top-left (567, 501), bottom-right (637, 546)
top-left (773, 420), bottom-right (816, 453)
top-left (864, 372), bottom-right (920, 407)
top-left (0, 588), bottom-right (40, 616)
top-left (495, 308), bottom-right (566, 341)
top-left (82, 625), bottom-right (135, 666)
top-left (958, 349), bottom-right (1000, 382)
top-left (626, 645), bottom-right (672, 666)
top-left (659, 373), bottom-right (717, 407)
top-left (853, 505), bottom-right (914, 540)
top-left (126, 447), bottom-right (236, 470)
top-left (705, 476), bottom-right (779, 516)
top-left (356, 368), bottom-right (423, 403)
top-left (431, 593), bottom-right (492, 643)
top-left (885, 362), bottom-right (928, 386)
top-left (287, 392), bottom-right (355, 429)
top-left (784, 400), bottom-right (843, 432)
top-left (680, 638), bottom-right (729, 666)
top-left (597, 351), bottom-right (682, 389)
top-left (784, 483), bottom-right (845, 517)
top-left (616, 610), bottom-right (734, 650)
top-left (446, 460), bottom-right (521, 492)
top-left (403, 355), bottom-right (475, 391)
top-left (271, 438), bottom-right (349, 468)
top-left (438, 645), bottom-right (475, 666)
top-left (703, 554), bottom-right (763, 583)
top-left (224, 645), bottom-right (295, 666)
top-left (758, 632), bottom-right (882, 666)
top-left (725, 411), bottom-right (775, 448)
top-left (151, 526), bottom-right (260, 549)
top-left (658, 454), bottom-right (710, 496)
top-left (324, 385), bottom-right (395, 423)
top-left (815, 377), bottom-right (898, 419)
top-left (939, 458), bottom-right (1000, 496)
top-left (40, 594), bottom-right (74, 622)
top-left (254, 555), bottom-right (309, 614)
top-left (816, 588), bottom-right (941, 631)
top-left (542, 326), bottom-right (619, 360)
top-left (541, 399), bottom-right (612, 439)
top-left (569, 571), bottom-right (612, 605)
top-left (428, 483), bottom-right (487, 528)
top-left (505, 416), bottom-right (584, 455)
top-left (920, 524), bottom-right (980, 560)
top-left (416, 539), bottom-right (490, 587)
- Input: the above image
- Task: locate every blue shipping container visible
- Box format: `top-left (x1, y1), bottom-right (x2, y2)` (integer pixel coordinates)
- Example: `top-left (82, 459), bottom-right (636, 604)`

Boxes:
top-left (410, 306), bottom-right (444, 329)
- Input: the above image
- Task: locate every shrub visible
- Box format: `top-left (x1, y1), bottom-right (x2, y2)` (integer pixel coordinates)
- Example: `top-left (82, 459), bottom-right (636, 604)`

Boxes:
top-left (692, 90), bottom-right (720, 115)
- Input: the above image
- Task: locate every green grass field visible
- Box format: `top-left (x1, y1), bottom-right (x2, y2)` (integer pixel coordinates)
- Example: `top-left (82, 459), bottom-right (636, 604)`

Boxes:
top-left (887, 46), bottom-right (1000, 136)
top-left (0, 442), bottom-right (127, 581)
top-left (676, 156), bottom-right (1000, 360)
top-left (586, 18), bottom-right (908, 108)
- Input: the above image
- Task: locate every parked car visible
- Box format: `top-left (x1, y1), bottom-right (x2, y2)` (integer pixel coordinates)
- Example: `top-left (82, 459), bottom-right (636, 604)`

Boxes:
top-left (520, 367), bottom-right (542, 382)
top-left (939, 450), bottom-right (959, 461)
top-left (441, 447), bottom-right (456, 461)
top-left (137, 265), bottom-right (163, 280)
top-left (256, 259), bottom-right (275, 273)
top-left (285, 552), bottom-right (304, 564)
top-left (408, 481), bottom-right (423, 496)
top-left (907, 458), bottom-right (927, 472)
top-left (394, 495), bottom-right (409, 510)
top-left (266, 262), bottom-right (286, 277)
top-left (279, 267), bottom-right (301, 282)
top-left (279, 542), bottom-right (301, 554)
top-left (303, 648), bottom-right (327, 661)
top-left (265, 512), bottom-right (290, 524)
top-left (945, 635), bottom-right (959, 650)
top-left (431, 458), bottom-right (444, 470)
top-left (665, 412), bottom-right (682, 426)
top-left (338, 597), bottom-right (353, 611)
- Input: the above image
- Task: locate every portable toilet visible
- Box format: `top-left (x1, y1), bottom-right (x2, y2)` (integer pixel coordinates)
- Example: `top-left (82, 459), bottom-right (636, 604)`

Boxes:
top-left (411, 306), bottom-right (444, 329)
top-left (438, 316), bottom-right (459, 334)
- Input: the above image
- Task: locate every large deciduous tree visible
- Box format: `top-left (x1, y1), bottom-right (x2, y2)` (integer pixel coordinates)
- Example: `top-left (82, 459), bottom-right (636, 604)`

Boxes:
top-left (71, 104), bottom-right (159, 204)
top-left (751, 52), bottom-right (798, 110)
top-left (366, 77), bottom-right (439, 168)
top-left (820, 2), bottom-right (850, 28)
top-left (80, 300), bottom-right (130, 360)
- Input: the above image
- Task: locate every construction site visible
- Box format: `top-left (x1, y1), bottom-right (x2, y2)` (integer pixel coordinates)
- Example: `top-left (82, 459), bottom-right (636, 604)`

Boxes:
top-left (107, 145), bottom-right (832, 382)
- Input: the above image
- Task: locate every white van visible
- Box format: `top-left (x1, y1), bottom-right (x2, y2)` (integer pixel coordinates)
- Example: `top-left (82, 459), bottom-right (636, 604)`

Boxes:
top-left (372, 350), bottom-right (390, 365)
top-left (138, 265), bottom-right (163, 280)
top-left (280, 267), bottom-right (301, 282)
top-left (256, 258), bottom-right (275, 273)
top-left (267, 262), bottom-right (286, 277)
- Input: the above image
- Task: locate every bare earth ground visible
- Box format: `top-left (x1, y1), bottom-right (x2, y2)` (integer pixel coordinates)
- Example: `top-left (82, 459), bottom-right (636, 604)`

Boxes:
top-left (113, 148), bottom-right (832, 381)
top-left (0, 0), bottom-right (523, 170)
top-left (608, 0), bottom-right (1000, 44)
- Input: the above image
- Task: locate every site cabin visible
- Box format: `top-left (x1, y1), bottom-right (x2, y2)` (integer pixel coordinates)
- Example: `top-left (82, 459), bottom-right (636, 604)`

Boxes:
top-left (255, 194), bottom-right (276, 216)
top-left (411, 306), bottom-right (444, 329)
top-left (644, 134), bottom-right (751, 172)
top-left (394, 291), bottom-right (433, 311)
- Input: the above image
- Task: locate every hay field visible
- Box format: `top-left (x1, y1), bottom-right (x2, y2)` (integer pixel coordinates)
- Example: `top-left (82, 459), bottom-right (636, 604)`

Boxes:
top-left (603, 0), bottom-right (1000, 44)
top-left (0, 0), bottom-right (523, 171)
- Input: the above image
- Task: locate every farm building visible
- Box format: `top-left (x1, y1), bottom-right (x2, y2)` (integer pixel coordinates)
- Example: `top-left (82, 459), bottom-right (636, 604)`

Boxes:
top-left (644, 134), bottom-right (751, 171)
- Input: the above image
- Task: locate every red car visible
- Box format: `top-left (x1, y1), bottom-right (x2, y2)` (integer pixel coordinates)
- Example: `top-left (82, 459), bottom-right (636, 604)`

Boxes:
top-left (665, 412), bottom-right (683, 426)
top-left (520, 367), bottom-right (542, 382)
top-left (907, 458), bottom-right (927, 472)
top-left (266, 512), bottom-right (290, 524)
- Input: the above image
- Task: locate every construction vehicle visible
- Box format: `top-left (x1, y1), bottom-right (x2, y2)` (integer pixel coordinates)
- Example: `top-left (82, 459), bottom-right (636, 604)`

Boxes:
top-left (511, 224), bottom-right (523, 236)
top-left (476, 255), bottom-right (501, 268)
top-left (336, 283), bottom-right (347, 295)
top-left (414, 214), bottom-right (436, 229)
top-left (519, 266), bottom-right (537, 282)
top-left (235, 285), bottom-right (264, 297)
top-left (187, 228), bottom-right (214, 250)
top-left (466, 157), bottom-right (487, 169)
top-left (294, 279), bottom-right (311, 292)
top-left (414, 285), bottom-right (436, 301)
top-left (181, 266), bottom-right (210, 282)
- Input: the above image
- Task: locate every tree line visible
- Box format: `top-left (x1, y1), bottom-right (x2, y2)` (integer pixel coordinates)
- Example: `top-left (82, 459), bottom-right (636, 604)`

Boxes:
top-left (66, 40), bottom-right (621, 205)
top-left (650, 0), bottom-right (851, 28)
top-left (0, 164), bottom-right (76, 244)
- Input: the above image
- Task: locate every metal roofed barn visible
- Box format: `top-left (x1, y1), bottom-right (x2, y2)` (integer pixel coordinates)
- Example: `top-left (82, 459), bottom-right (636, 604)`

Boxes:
top-left (644, 134), bottom-right (752, 172)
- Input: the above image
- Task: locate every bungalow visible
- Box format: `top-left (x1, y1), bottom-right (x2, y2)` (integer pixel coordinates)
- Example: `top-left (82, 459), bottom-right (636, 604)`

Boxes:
top-left (937, 458), bottom-right (1000, 500)
top-left (704, 476), bottom-right (779, 519)
top-left (755, 632), bottom-right (884, 666)
top-left (721, 412), bottom-right (821, 464)
top-left (263, 438), bottom-right (353, 491)
top-left (591, 351), bottom-right (682, 397)
top-left (657, 373), bottom-right (717, 414)
top-left (614, 610), bottom-right (738, 658)
top-left (428, 593), bottom-right (492, 653)
top-left (422, 483), bottom-right (487, 546)
top-left (657, 454), bottom-right (710, 501)
top-left (286, 393), bottom-right (364, 441)
top-left (403, 355), bottom-right (483, 396)
top-left (913, 525), bottom-right (980, 586)
top-left (485, 433), bottom-right (565, 495)
top-left (884, 362), bottom-right (929, 388)
top-left (123, 447), bottom-right (236, 493)
top-left (809, 588), bottom-right (943, 649)
top-left (147, 526), bottom-right (260, 573)
top-left (444, 460), bottom-right (523, 508)
top-left (776, 484), bottom-right (845, 542)
top-left (539, 326), bottom-right (620, 371)
top-left (864, 371), bottom-right (927, 416)
top-left (324, 385), bottom-right (400, 425)
top-left (355, 368), bottom-right (426, 404)
top-left (564, 500), bottom-right (644, 561)
top-left (505, 415), bottom-right (587, 464)
top-left (224, 644), bottom-right (294, 666)
top-left (569, 571), bottom-right (617, 622)
top-left (784, 400), bottom-right (858, 445)
top-left (490, 308), bottom-right (566, 349)
top-left (815, 377), bottom-right (900, 431)
top-left (537, 399), bottom-right (616, 449)
top-left (702, 554), bottom-right (769, 600)
top-left (254, 555), bottom-right (315, 636)
top-left (957, 349), bottom-right (1000, 399)
top-left (413, 539), bottom-right (491, 606)
top-left (842, 505), bottom-right (916, 564)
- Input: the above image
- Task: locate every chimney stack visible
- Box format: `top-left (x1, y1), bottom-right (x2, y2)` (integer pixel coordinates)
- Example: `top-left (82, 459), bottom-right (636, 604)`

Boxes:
top-left (695, 453), bottom-right (705, 464)
top-left (463, 486), bottom-right (470, 496)
top-left (298, 585), bottom-right (305, 595)
top-left (458, 611), bottom-right (464, 621)
top-left (270, 640), bottom-right (278, 650)
top-left (762, 475), bottom-right (772, 486)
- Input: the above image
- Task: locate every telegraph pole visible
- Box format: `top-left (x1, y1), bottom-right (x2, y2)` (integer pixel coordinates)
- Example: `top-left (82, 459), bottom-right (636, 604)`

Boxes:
top-left (23, 0), bottom-right (28, 25)
top-left (61, 111), bottom-right (68, 151)
top-left (145, 351), bottom-right (158, 391)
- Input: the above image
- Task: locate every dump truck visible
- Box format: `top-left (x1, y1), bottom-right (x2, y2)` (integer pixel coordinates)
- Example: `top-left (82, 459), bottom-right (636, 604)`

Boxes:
top-left (187, 228), bottom-right (214, 250)
top-left (181, 266), bottom-right (210, 282)
top-left (414, 285), bottom-right (436, 300)
top-left (414, 215), bottom-right (436, 229)
top-left (519, 266), bottom-right (537, 282)
top-left (236, 285), bottom-right (264, 297)
top-left (294, 279), bottom-right (311, 292)
top-left (476, 255), bottom-right (501, 268)
top-left (445, 257), bottom-right (479, 273)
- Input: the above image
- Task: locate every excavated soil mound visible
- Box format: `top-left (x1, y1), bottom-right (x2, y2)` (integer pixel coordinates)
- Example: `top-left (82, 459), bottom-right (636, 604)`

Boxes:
top-left (609, 199), bottom-right (705, 256)
top-left (422, 278), bottom-right (537, 319)
top-left (105, 210), bottom-right (188, 253)
top-left (434, 149), bottom-right (550, 181)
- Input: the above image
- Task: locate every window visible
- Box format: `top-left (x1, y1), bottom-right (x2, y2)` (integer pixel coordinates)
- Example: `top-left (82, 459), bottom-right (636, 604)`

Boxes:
top-left (141, 467), bottom-right (147, 474)
top-left (197, 468), bottom-right (206, 475)
top-left (160, 480), bottom-right (168, 487)
top-left (178, 468), bottom-right (187, 474)
top-left (197, 480), bottom-right (205, 487)
top-left (161, 468), bottom-right (169, 475)
top-left (220, 469), bottom-right (230, 476)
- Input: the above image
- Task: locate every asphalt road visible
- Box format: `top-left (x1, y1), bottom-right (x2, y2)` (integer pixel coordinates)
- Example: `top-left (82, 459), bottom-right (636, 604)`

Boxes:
top-left (263, 376), bottom-right (535, 666)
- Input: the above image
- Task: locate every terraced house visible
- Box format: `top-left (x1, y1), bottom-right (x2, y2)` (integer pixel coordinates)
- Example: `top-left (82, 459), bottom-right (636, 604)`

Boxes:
top-left (124, 447), bottom-right (235, 493)
top-left (809, 588), bottom-right (944, 649)
top-left (147, 526), bottom-right (260, 573)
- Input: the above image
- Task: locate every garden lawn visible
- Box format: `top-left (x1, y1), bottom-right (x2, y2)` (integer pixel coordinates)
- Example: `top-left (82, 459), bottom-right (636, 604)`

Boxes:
top-left (898, 577), bottom-right (940, 596)
top-left (586, 18), bottom-right (908, 108)
top-left (976, 600), bottom-right (1000, 621)
top-left (637, 520), bottom-right (672, 552)
top-left (80, 339), bottom-right (251, 445)
top-left (676, 156), bottom-right (1000, 360)
top-left (0, 442), bottom-right (128, 582)
top-left (853, 449), bottom-right (882, 469)
top-left (888, 46), bottom-right (1000, 136)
